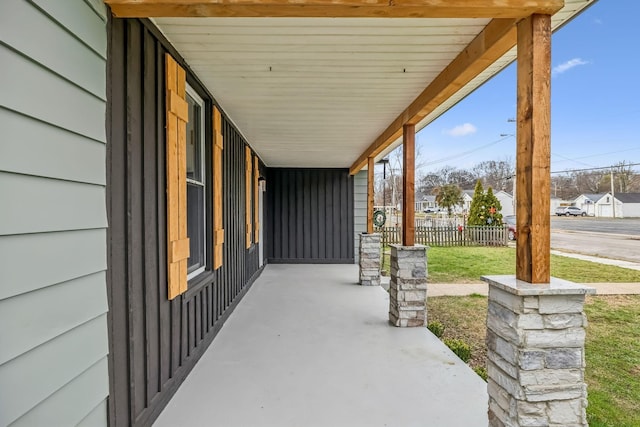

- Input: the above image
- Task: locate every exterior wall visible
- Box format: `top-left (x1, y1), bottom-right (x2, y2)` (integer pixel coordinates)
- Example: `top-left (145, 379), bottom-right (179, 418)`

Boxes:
top-left (495, 191), bottom-right (514, 216)
top-left (107, 18), bottom-right (263, 427)
top-left (593, 195), bottom-right (625, 218)
top-left (597, 201), bottom-right (626, 218)
top-left (266, 168), bottom-right (355, 263)
top-left (0, 1), bottom-right (109, 426)
top-left (622, 203), bottom-right (640, 218)
top-left (574, 195), bottom-right (598, 216)
top-left (550, 197), bottom-right (566, 215)
top-left (353, 170), bottom-right (367, 262)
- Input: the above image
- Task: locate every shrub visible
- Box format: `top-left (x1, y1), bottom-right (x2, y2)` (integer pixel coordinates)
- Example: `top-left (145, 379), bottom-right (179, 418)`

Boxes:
top-left (444, 338), bottom-right (472, 363)
top-left (473, 366), bottom-right (488, 381)
top-left (427, 321), bottom-right (445, 338)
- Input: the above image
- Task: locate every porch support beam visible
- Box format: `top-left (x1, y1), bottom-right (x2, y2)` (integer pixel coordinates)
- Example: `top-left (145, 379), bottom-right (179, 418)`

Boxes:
top-left (106, 1), bottom-right (564, 19)
top-left (367, 157), bottom-right (375, 234)
top-left (402, 124), bottom-right (415, 247)
top-left (515, 14), bottom-right (551, 283)
top-left (350, 17), bottom-right (519, 175)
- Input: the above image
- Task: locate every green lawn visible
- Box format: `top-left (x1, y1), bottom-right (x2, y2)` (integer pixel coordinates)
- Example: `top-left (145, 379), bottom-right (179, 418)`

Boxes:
top-left (584, 296), bottom-right (640, 426)
top-left (418, 246), bottom-right (639, 283)
top-left (428, 295), bottom-right (640, 427)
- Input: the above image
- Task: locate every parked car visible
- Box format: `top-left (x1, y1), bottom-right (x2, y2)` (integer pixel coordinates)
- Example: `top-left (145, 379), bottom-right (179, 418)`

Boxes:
top-left (503, 215), bottom-right (516, 240)
top-left (555, 206), bottom-right (587, 217)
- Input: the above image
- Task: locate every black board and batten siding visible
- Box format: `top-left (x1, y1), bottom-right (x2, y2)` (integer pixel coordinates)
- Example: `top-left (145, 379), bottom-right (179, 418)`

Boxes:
top-left (266, 168), bottom-right (355, 263)
top-left (107, 18), bottom-right (261, 427)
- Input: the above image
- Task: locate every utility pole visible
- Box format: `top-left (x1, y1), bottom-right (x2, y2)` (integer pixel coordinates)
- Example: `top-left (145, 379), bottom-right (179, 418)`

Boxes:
top-left (610, 169), bottom-right (616, 219)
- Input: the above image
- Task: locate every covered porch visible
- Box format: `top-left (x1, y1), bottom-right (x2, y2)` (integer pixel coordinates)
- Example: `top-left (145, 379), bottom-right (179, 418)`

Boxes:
top-left (154, 264), bottom-right (487, 427)
top-left (103, 2), bottom-right (597, 426)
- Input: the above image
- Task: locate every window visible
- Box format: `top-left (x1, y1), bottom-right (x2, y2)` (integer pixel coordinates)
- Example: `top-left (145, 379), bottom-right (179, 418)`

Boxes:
top-left (186, 86), bottom-right (206, 279)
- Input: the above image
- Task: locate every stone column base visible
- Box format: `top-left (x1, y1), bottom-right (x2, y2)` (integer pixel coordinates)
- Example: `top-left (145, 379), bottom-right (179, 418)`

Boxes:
top-left (359, 233), bottom-right (381, 286)
top-left (482, 275), bottom-right (595, 427)
top-left (389, 245), bottom-right (428, 327)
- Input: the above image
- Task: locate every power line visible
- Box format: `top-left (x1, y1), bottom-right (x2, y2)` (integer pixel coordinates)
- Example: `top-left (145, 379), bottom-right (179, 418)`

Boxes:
top-left (551, 162), bottom-right (640, 174)
top-left (551, 147), bottom-right (640, 164)
top-left (421, 135), bottom-right (513, 167)
top-left (552, 153), bottom-right (597, 169)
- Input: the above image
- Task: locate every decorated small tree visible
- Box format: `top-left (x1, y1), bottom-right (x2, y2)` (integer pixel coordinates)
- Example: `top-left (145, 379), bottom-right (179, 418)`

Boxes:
top-left (467, 180), bottom-right (504, 226)
top-left (484, 187), bottom-right (503, 226)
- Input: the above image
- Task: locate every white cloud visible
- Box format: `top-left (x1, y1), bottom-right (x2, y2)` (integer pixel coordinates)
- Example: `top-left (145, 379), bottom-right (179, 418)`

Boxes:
top-left (443, 123), bottom-right (477, 137)
top-left (552, 58), bottom-right (589, 76)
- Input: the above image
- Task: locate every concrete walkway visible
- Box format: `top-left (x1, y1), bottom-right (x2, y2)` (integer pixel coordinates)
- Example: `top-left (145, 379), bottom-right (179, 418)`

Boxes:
top-left (154, 264), bottom-right (487, 427)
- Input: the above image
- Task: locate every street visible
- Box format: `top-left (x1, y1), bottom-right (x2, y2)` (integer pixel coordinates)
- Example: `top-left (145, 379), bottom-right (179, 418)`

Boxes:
top-left (551, 217), bottom-right (640, 236)
top-left (550, 217), bottom-right (640, 264)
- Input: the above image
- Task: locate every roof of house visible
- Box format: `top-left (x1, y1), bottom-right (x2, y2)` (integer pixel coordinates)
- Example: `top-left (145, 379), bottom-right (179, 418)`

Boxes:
top-left (615, 193), bottom-right (640, 203)
top-left (579, 193), bottom-right (607, 203)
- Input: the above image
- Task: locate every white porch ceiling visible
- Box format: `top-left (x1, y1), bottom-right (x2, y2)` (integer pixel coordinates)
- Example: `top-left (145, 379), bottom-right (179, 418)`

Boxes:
top-left (153, 0), bottom-right (593, 169)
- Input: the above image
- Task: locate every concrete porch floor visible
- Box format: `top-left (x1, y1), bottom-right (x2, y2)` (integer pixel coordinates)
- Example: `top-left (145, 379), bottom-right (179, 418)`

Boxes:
top-left (154, 264), bottom-right (487, 427)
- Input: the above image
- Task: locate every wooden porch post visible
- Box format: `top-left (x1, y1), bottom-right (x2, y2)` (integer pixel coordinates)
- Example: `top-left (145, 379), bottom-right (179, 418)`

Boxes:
top-left (516, 14), bottom-right (551, 283)
top-left (367, 157), bottom-right (375, 234)
top-left (402, 124), bottom-right (415, 246)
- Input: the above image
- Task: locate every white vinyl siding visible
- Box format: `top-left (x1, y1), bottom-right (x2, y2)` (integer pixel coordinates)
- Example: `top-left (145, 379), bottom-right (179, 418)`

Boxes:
top-left (353, 170), bottom-right (367, 262)
top-left (622, 203), bottom-right (640, 218)
top-left (0, 0), bottom-right (109, 426)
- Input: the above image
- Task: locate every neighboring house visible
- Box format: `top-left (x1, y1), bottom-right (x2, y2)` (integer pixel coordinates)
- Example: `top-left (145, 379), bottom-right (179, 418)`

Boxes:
top-left (615, 193), bottom-right (640, 217)
top-left (495, 190), bottom-right (514, 216)
top-left (574, 193), bottom-right (607, 216)
top-left (593, 192), bottom-right (640, 218)
top-left (415, 195), bottom-right (438, 212)
top-left (0, 1), bottom-right (596, 426)
top-left (461, 190), bottom-right (475, 213)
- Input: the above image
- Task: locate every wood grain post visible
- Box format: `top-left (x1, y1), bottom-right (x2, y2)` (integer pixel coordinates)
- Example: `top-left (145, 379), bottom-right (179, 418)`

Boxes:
top-left (402, 124), bottom-right (415, 246)
top-left (367, 157), bottom-right (375, 234)
top-left (516, 14), bottom-right (551, 283)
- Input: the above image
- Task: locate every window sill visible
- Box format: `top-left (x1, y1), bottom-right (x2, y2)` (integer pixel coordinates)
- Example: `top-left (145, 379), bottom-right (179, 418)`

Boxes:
top-left (184, 270), bottom-right (216, 300)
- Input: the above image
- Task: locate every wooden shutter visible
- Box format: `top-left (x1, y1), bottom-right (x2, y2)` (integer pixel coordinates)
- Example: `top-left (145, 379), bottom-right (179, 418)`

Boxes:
top-left (245, 146), bottom-right (252, 248)
top-left (213, 106), bottom-right (224, 270)
top-left (165, 53), bottom-right (190, 300)
top-left (253, 156), bottom-right (260, 243)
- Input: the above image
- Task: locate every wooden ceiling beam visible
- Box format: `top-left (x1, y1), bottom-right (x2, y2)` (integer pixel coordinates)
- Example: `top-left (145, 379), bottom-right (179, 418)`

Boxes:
top-left (105, 0), bottom-right (564, 18)
top-left (349, 17), bottom-right (518, 175)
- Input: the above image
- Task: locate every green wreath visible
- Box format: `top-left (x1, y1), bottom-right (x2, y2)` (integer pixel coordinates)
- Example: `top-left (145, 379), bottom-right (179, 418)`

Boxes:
top-left (373, 210), bottom-right (386, 227)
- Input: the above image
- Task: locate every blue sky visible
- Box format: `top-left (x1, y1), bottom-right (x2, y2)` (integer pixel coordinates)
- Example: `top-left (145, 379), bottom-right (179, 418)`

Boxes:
top-left (415, 0), bottom-right (640, 175)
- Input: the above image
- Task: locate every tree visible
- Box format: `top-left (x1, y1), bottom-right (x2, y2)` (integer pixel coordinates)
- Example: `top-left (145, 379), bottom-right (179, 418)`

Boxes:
top-left (472, 159), bottom-right (514, 190)
top-left (433, 184), bottom-right (463, 216)
top-left (418, 166), bottom-right (477, 196)
top-left (484, 187), bottom-right (503, 225)
top-left (612, 161), bottom-right (635, 193)
top-left (467, 180), bottom-right (503, 226)
top-left (467, 180), bottom-right (485, 226)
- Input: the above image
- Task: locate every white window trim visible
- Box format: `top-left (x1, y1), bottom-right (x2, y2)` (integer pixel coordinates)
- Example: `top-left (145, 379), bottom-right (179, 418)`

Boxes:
top-left (186, 85), bottom-right (207, 280)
